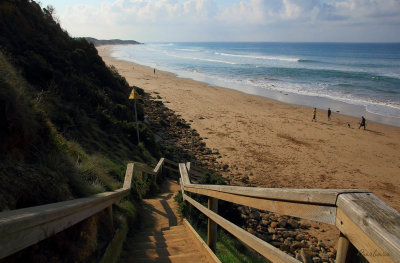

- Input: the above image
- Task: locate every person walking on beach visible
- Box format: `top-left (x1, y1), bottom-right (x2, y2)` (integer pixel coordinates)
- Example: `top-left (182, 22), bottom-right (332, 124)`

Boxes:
top-left (154, 68), bottom-right (155, 74)
top-left (328, 108), bottom-right (331, 120)
top-left (359, 116), bottom-right (366, 130)
top-left (312, 108), bottom-right (317, 122)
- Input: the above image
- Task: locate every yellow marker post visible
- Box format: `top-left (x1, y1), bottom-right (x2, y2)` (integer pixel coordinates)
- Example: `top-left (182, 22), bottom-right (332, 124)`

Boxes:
top-left (129, 89), bottom-right (141, 100)
top-left (129, 88), bottom-right (140, 144)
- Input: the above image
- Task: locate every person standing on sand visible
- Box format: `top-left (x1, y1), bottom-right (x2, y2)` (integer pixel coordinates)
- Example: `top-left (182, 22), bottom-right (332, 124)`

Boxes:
top-left (359, 116), bottom-right (366, 130)
top-left (328, 108), bottom-right (331, 120)
top-left (312, 108), bottom-right (317, 122)
top-left (154, 68), bottom-right (155, 74)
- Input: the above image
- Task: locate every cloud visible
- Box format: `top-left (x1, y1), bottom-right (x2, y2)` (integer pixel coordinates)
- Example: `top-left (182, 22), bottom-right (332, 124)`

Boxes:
top-left (57, 0), bottom-right (400, 41)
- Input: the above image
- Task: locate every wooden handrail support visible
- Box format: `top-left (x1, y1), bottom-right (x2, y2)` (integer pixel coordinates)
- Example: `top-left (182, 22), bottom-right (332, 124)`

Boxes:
top-left (0, 158), bottom-right (178, 260)
top-left (178, 163), bottom-right (400, 263)
top-left (0, 186), bottom-right (130, 259)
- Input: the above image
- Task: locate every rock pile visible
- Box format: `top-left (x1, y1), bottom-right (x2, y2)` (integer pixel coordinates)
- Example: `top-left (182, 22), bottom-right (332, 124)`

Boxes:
top-left (142, 92), bottom-right (225, 172)
top-left (238, 206), bottom-right (336, 263)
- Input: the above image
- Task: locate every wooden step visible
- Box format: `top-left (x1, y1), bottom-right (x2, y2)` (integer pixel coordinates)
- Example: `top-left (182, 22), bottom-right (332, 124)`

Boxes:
top-left (125, 237), bottom-right (193, 250)
top-left (139, 226), bottom-right (187, 237)
top-left (130, 245), bottom-right (199, 257)
top-left (126, 252), bottom-right (207, 263)
top-left (131, 232), bottom-right (190, 243)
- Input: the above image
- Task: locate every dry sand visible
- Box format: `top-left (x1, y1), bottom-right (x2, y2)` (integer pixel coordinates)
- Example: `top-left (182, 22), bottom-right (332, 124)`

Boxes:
top-left (98, 45), bottom-right (400, 214)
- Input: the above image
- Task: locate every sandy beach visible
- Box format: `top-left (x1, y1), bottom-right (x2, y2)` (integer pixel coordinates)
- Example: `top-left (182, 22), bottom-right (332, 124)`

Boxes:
top-left (98, 45), bottom-right (400, 214)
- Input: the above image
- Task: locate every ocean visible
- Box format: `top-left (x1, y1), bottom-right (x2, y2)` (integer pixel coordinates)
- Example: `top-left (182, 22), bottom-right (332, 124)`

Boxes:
top-left (110, 42), bottom-right (400, 126)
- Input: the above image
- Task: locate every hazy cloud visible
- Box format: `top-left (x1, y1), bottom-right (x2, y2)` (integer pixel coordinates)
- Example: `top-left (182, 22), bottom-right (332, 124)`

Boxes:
top-left (52, 0), bottom-right (400, 41)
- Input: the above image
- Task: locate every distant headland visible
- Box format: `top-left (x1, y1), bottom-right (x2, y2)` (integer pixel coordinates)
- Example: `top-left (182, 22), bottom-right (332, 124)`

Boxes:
top-left (85, 37), bottom-right (141, 46)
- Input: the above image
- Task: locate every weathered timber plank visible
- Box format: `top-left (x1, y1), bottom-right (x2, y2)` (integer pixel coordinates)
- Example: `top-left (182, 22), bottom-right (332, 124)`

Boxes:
top-left (180, 178), bottom-right (185, 201)
top-left (336, 193), bottom-right (400, 263)
top-left (185, 186), bottom-right (336, 224)
top-left (164, 159), bottom-right (178, 166)
top-left (183, 219), bottom-right (221, 263)
top-left (179, 163), bottom-right (191, 185)
top-left (134, 165), bottom-right (157, 175)
top-left (185, 184), bottom-right (370, 205)
top-left (0, 189), bottom-right (128, 259)
top-left (183, 193), bottom-right (300, 263)
top-left (186, 162), bottom-right (191, 175)
top-left (153, 158), bottom-right (165, 174)
top-left (123, 163), bottom-right (134, 189)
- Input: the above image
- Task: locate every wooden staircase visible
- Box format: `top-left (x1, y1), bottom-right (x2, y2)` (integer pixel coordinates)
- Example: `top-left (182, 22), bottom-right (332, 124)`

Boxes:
top-left (119, 180), bottom-right (217, 263)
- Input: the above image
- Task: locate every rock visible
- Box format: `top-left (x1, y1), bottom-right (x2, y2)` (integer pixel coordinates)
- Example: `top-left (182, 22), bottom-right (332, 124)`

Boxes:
top-left (280, 244), bottom-right (291, 253)
top-left (317, 241), bottom-right (326, 248)
top-left (296, 233), bottom-right (307, 241)
top-left (248, 218), bottom-right (258, 226)
top-left (284, 237), bottom-right (293, 246)
top-left (262, 234), bottom-right (273, 242)
top-left (247, 228), bottom-right (256, 235)
top-left (282, 231), bottom-right (296, 238)
top-left (291, 241), bottom-right (306, 250)
top-left (299, 248), bottom-right (313, 263)
top-left (249, 210), bottom-right (260, 220)
top-left (319, 253), bottom-right (329, 262)
top-left (267, 227), bottom-right (276, 234)
top-left (256, 225), bottom-right (266, 232)
top-left (271, 222), bottom-right (279, 228)
top-left (287, 218), bottom-right (299, 228)
top-left (261, 219), bottom-right (270, 226)
top-left (278, 218), bottom-right (287, 228)
top-left (261, 213), bottom-right (270, 220)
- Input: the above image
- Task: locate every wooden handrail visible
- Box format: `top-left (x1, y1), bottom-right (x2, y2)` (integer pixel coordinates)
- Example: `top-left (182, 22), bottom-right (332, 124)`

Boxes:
top-left (0, 158), bottom-right (179, 260)
top-left (183, 193), bottom-right (300, 263)
top-left (183, 184), bottom-right (370, 205)
top-left (179, 162), bottom-right (400, 263)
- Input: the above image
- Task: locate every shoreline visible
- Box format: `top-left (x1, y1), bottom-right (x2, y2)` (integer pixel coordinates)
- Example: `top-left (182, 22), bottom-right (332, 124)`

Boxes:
top-left (109, 45), bottom-right (400, 128)
top-left (98, 45), bottom-right (400, 214)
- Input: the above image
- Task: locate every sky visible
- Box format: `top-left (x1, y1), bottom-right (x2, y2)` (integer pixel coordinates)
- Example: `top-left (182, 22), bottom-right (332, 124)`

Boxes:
top-left (38, 0), bottom-right (400, 43)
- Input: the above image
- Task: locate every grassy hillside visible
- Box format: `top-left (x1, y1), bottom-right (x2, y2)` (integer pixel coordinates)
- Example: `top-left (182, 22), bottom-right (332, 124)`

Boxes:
top-left (0, 0), bottom-right (160, 210)
top-left (0, 1), bottom-right (162, 261)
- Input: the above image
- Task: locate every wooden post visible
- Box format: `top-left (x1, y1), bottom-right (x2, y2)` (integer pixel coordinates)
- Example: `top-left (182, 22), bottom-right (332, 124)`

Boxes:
top-left (336, 233), bottom-right (350, 263)
top-left (207, 197), bottom-right (218, 252)
top-left (191, 132), bottom-right (194, 162)
top-left (134, 99), bottom-right (140, 144)
top-left (336, 233), bottom-right (359, 263)
top-left (107, 205), bottom-right (114, 230)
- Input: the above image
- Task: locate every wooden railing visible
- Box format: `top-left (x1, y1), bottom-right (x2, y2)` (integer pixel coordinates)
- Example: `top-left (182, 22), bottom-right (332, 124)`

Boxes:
top-left (179, 163), bottom-right (400, 263)
top-left (0, 158), bottom-right (173, 260)
top-left (2, 157), bottom-right (399, 263)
